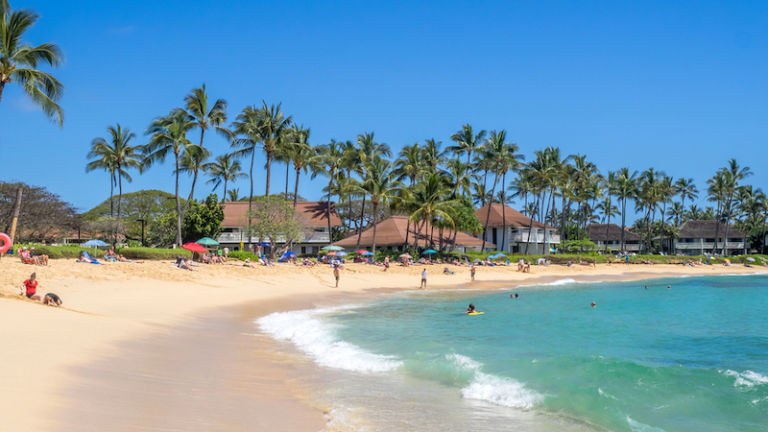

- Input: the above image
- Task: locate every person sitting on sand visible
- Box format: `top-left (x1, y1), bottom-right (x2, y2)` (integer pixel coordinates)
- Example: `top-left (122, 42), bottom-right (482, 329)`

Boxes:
top-left (243, 258), bottom-right (255, 268)
top-left (443, 267), bottom-right (454, 275)
top-left (29, 247), bottom-right (48, 266)
top-left (383, 256), bottom-right (390, 271)
top-left (466, 303), bottom-right (477, 314)
top-left (77, 251), bottom-right (99, 264)
top-left (176, 256), bottom-right (193, 271)
top-left (21, 272), bottom-right (44, 301)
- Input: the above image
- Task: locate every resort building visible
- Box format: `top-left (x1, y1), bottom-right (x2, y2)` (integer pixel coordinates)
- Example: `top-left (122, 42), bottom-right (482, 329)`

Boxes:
top-left (586, 224), bottom-right (642, 253)
top-left (216, 201), bottom-right (342, 254)
top-left (334, 215), bottom-right (490, 252)
top-left (474, 203), bottom-right (560, 254)
top-left (673, 220), bottom-right (747, 256)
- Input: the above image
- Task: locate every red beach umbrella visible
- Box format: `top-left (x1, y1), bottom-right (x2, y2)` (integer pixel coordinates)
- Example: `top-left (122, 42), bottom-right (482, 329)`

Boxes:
top-left (182, 242), bottom-right (206, 253)
top-left (356, 249), bottom-right (369, 254)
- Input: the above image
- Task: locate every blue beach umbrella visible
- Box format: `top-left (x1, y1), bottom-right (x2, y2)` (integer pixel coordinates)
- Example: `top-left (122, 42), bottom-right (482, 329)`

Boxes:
top-left (335, 251), bottom-right (348, 257)
top-left (422, 249), bottom-right (438, 254)
top-left (322, 245), bottom-right (344, 251)
top-left (361, 251), bottom-right (374, 256)
top-left (83, 239), bottom-right (108, 247)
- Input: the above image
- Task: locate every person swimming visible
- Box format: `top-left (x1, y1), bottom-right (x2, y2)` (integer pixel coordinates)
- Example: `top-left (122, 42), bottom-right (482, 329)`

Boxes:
top-left (591, 301), bottom-right (596, 308)
top-left (466, 303), bottom-right (476, 314)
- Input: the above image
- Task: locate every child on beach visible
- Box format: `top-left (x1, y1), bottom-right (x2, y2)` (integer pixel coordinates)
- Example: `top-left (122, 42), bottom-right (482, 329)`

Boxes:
top-left (470, 263), bottom-right (476, 281)
top-left (333, 265), bottom-right (340, 288)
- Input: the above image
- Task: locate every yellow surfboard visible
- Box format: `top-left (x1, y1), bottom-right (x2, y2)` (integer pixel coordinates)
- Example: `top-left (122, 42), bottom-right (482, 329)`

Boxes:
top-left (467, 312), bottom-right (484, 315)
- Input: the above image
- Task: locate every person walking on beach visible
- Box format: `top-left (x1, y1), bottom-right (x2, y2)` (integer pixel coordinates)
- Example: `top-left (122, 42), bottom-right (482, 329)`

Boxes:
top-left (420, 268), bottom-right (428, 289)
top-left (333, 265), bottom-right (340, 288)
top-left (470, 263), bottom-right (476, 282)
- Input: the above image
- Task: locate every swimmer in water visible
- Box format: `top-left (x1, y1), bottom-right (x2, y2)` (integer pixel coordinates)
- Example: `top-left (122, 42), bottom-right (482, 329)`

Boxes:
top-left (667, 284), bottom-right (671, 289)
top-left (591, 301), bottom-right (596, 308)
top-left (466, 303), bottom-right (476, 314)
top-left (644, 285), bottom-right (648, 290)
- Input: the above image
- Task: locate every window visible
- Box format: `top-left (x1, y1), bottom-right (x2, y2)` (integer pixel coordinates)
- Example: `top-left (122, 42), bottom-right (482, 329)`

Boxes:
top-left (728, 238), bottom-right (741, 243)
top-left (314, 228), bottom-right (325, 233)
top-left (301, 246), bottom-right (306, 254)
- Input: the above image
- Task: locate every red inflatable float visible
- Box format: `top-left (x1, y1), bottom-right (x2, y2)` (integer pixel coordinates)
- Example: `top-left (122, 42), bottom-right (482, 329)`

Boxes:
top-left (0, 233), bottom-right (11, 254)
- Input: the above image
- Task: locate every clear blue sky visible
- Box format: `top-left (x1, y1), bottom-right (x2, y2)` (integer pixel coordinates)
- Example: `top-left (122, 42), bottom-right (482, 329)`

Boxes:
top-left (2, 0), bottom-right (767, 215)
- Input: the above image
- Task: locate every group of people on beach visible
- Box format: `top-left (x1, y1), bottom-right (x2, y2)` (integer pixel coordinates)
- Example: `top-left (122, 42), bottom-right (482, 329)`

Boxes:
top-left (18, 246), bottom-right (48, 266)
top-left (19, 272), bottom-right (61, 307)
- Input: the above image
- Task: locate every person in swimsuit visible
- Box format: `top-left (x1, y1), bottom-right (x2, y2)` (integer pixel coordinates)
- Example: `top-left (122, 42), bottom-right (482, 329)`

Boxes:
top-left (333, 265), bottom-right (340, 288)
top-left (21, 273), bottom-right (44, 301)
top-left (420, 269), bottom-right (428, 289)
top-left (466, 303), bottom-right (477, 314)
top-left (470, 263), bottom-right (476, 281)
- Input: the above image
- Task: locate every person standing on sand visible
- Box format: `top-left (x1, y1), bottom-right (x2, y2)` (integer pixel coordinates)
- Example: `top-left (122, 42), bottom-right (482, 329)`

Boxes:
top-left (333, 265), bottom-right (340, 288)
top-left (470, 263), bottom-right (476, 281)
top-left (421, 268), bottom-right (428, 289)
top-left (383, 256), bottom-right (390, 271)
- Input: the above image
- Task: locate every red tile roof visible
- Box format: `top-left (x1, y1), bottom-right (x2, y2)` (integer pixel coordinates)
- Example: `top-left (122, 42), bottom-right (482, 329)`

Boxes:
top-left (475, 203), bottom-right (555, 229)
top-left (334, 215), bottom-right (491, 248)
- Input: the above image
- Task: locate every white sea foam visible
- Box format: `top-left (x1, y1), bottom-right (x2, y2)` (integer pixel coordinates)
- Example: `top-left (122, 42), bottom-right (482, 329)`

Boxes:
top-left (447, 353), bottom-right (543, 409)
top-left (257, 307), bottom-right (402, 373)
top-left (598, 387), bottom-right (617, 400)
top-left (722, 369), bottom-right (768, 387)
top-left (627, 416), bottom-right (667, 432)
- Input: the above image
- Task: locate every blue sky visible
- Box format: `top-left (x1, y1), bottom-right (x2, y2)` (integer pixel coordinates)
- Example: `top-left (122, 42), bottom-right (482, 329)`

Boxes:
top-left (2, 0), bottom-right (768, 215)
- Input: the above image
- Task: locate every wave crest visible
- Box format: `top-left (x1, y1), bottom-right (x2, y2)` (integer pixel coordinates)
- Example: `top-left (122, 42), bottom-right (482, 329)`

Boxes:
top-left (258, 308), bottom-right (403, 373)
top-left (447, 354), bottom-right (543, 409)
top-left (722, 369), bottom-right (768, 387)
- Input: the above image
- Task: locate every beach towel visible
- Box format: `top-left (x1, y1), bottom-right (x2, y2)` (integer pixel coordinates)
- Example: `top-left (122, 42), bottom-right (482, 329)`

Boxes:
top-left (81, 251), bottom-right (101, 265)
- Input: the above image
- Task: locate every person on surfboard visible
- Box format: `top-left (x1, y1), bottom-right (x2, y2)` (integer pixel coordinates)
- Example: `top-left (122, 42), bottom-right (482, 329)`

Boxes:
top-left (466, 303), bottom-right (477, 314)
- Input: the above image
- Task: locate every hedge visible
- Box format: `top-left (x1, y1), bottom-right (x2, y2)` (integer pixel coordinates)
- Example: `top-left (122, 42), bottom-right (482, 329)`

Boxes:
top-left (12, 244), bottom-right (105, 259)
top-left (117, 247), bottom-right (191, 260)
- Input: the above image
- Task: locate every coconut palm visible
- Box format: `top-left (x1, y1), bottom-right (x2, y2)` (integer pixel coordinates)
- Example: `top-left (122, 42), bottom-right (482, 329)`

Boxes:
top-left (86, 125), bottom-right (142, 244)
top-left (256, 102), bottom-right (292, 196)
top-left (351, 158), bottom-right (400, 253)
top-left (614, 168), bottom-right (639, 252)
top-left (718, 159), bottom-right (752, 255)
top-left (287, 126), bottom-right (313, 209)
top-left (449, 124), bottom-right (486, 164)
top-left (204, 154), bottom-right (246, 202)
top-left (636, 168), bottom-right (665, 253)
top-left (227, 188), bottom-right (240, 202)
top-left (353, 132), bottom-right (391, 246)
top-left (479, 130), bottom-right (510, 252)
top-left (394, 143), bottom-right (423, 186)
top-left (409, 172), bottom-right (454, 249)
top-left (179, 84), bottom-right (230, 203)
top-left (421, 138), bottom-right (445, 173)
top-left (707, 171), bottom-right (731, 255)
top-left (674, 177), bottom-right (698, 212)
top-left (0, 3), bottom-right (64, 125)
top-left (144, 111), bottom-right (197, 245)
top-left (445, 158), bottom-right (478, 199)
top-left (313, 139), bottom-right (345, 244)
top-left (231, 106), bottom-right (262, 245)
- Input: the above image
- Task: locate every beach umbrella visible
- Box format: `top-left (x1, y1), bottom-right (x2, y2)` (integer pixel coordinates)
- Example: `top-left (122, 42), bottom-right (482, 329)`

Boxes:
top-left (422, 249), bottom-right (438, 254)
top-left (487, 252), bottom-right (506, 259)
top-left (399, 253), bottom-right (412, 259)
top-left (196, 237), bottom-right (219, 246)
top-left (356, 249), bottom-right (369, 254)
top-left (181, 242), bottom-right (207, 253)
top-left (361, 251), bottom-right (374, 256)
top-left (327, 251), bottom-right (337, 256)
top-left (83, 239), bottom-right (108, 247)
top-left (322, 245), bottom-right (344, 251)
top-left (335, 251), bottom-right (348, 257)
top-left (473, 258), bottom-right (482, 263)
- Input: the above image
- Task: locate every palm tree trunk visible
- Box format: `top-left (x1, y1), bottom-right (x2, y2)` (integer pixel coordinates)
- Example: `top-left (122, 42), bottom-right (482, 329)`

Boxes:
top-left (524, 197), bottom-right (539, 254)
top-left (175, 155), bottom-right (183, 246)
top-left (265, 151), bottom-right (272, 197)
top-left (480, 172), bottom-right (500, 252)
top-left (247, 151), bottom-right (255, 247)
top-left (117, 167), bottom-right (123, 247)
top-left (713, 200), bottom-right (722, 255)
top-left (109, 172), bottom-right (114, 219)
top-left (761, 209), bottom-right (768, 254)
top-left (0, 81), bottom-right (5, 103)
top-left (372, 201), bottom-right (379, 254)
top-left (356, 195), bottom-right (366, 247)
top-left (285, 161), bottom-right (290, 198)
top-left (501, 171), bottom-right (507, 253)
top-left (326, 175), bottom-right (334, 246)
top-left (645, 207), bottom-right (652, 253)
top-left (293, 169), bottom-right (300, 209)
top-left (222, 178), bottom-right (228, 204)
top-left (405, 218), bottom-right (411, 249)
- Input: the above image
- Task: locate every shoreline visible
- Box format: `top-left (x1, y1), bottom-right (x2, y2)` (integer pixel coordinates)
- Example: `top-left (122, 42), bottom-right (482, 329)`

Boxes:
top-left (0, 258), bottom-right (764, 431)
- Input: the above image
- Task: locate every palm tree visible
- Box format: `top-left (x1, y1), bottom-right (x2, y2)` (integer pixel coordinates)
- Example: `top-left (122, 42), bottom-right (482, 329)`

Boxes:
top-left (352, 158), bottom-right (400, 253)
top-left (479, 130), bottom-right (509, 252)
top-left (674, 177), bottom-right (698, 215)
top-left (409, 173), bottom-right (454, 249)
top-left (445, 158), bottom-right (478, 199)
top-left (227, 188), bottom-right (240, 202)
top-left (353, 132), bottom-right (391, 246)
top-left (144, 111), bottom-right (197, 245)
top-left (719, 159), bottom-right (752, 255)
top-left (707, 171), bottom-right (731, 255)
top-left (204, 154), bottom-right (246, 202)
top-left (179, 84), bottom-right (229, 203)
top-left (0, 3), bottom-right (63, 125)
top-left (637, 168), bottom-right (664, 253)
top-left (86, 125), bottom-right (142, 244)
top-left (421, 138), bottom-right (445, 173)
top-left (495, 138), bottom-right (523, 252)
top-left (449, 124), bottom-right (486, 164)
top-left (287, 126), bottom-right (313, 208)
top-left (256, 102), bottom-right (293, 196)
top-left (313, 139), bottom-right (345, 245)
top-left (231, 106), bottom-right (262, 245)
top-left (614, 168), bottom-right (638, 253)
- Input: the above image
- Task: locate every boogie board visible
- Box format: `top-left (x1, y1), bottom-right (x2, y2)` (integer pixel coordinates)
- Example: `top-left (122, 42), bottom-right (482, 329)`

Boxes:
top-left (467, 312), bottom-right (484, 315)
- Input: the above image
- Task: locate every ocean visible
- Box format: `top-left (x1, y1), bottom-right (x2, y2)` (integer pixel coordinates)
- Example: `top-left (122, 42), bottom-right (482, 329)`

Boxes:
top-left (259, 275), bottom-right (768, 431)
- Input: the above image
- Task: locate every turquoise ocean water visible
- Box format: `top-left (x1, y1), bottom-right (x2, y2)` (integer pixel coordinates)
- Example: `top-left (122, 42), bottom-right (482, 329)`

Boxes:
top-left (259, 275), bottom-right (768, 431)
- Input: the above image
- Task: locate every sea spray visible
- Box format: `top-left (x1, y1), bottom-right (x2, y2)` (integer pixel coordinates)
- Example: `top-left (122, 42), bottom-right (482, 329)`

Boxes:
top-left (257, 307), bottom-right (402, 373)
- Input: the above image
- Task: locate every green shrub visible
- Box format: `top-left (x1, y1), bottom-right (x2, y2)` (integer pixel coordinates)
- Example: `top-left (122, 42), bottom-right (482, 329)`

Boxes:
top-left (228, 250), bottom-right (257, 261)
top-left (117, 247), bottom-right (191, 260)
top-left (14, 244), bottom-right (105, 259)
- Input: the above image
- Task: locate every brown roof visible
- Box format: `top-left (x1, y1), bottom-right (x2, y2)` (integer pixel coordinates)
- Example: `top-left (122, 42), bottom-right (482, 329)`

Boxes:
top-left (586, 224), bottom-right (642, 242)
top-left (334, 215), bottom-right (491, 248)
top-left (475, 203), bottom-right (555, 229)
top-left (221, 201), bottom-right (342, 227)
top-left (678, 220), bottom-right (746, 239)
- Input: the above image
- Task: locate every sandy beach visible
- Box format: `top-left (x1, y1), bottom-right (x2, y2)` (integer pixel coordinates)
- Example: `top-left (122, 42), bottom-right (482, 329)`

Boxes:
top-left (0, 258), bottom-right (763, 431)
